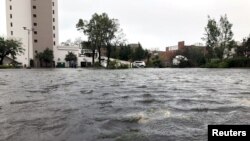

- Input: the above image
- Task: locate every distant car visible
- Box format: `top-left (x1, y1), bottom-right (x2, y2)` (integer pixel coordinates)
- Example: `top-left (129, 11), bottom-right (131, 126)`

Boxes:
top-left (132, 61), bottom-right (146, 68)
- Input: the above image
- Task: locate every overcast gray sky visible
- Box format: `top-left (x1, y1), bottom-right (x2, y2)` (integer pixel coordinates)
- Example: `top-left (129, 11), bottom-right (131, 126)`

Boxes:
top-left (0, 0), bottom-right (250, 50)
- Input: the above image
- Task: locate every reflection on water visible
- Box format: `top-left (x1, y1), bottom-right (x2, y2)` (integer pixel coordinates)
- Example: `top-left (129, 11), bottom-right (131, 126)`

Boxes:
top-left (0, 68), bottom-right (250, 141)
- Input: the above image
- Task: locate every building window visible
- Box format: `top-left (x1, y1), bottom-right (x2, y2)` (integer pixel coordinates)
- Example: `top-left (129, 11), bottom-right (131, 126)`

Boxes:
top-left (53, 18), bottom-right (55, 22)
top-left (33, 14), bottom-right (37, 18)
top-left (34, 23), bottom-right (37, 26)
top-left (34, 39), bottom-right (38, 43)
top-left (34, 31), bottom-right (37, 35)
top-left (10, 14), bottom-right (12, 18)
top-left (33, 6), bottom-right (36, 9)
top-left (10, 22), bottom-right (13, 27)
top-left (54, 41), bottom-right (56, 46)
top-left (53, 10), bottom-right (55, 14)
top-left (11, 31), bottom-right (13, 35)
top-left (52, 2), bottom-right (54, 6)
top-left (53, 26), bottom-right (55, 30)
top-left (10, 5), bottom-right (12, 10)
top-left (53, 34), bottom-right (55, 38)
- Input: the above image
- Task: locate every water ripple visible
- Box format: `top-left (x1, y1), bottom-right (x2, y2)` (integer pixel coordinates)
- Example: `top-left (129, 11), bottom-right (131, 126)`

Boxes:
top-left (0, 68), bottom-right (250, 141)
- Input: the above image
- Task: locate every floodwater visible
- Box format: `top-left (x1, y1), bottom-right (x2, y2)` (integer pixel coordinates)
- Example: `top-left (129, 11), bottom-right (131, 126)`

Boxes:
top-left (0, 68), bottom-right (250, 141)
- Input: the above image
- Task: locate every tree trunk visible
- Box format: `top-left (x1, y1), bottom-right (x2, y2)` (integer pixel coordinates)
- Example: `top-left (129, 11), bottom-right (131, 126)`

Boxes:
top-left (107, 44), bottom-right (111, 68)
top-left (0, 55), bottom-right (5, 65)
top-left (0, 59), bottom-right (3, 65)
top-left (98, 45), bottom-right (101, 66)
top-left (92, 49), bottom-right (95, 66)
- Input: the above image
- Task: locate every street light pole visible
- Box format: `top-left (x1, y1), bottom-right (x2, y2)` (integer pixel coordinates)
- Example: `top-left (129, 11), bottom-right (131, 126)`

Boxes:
top-left (23, 27), bottom-right (34, 68)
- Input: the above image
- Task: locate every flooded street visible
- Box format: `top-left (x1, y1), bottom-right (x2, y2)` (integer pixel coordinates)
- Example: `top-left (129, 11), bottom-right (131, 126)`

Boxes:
top-left (0, 68), bottom-right (250, 141)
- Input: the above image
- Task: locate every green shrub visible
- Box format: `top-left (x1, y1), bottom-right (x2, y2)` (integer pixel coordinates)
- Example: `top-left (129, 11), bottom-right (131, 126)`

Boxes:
top-left (107, 60), bottom-right (129, 69)
top-left (218, 61), bottom-right (229, 68)
top-left (119, 64), bottom-right (129, 69)
top-left (205, 58), bottom-right (250, 68)
top-left (226, 58), bottom-right (250, 67)
top-left (93, 62), bottom-right (102, 68)
top-left (107, 60), bottom-right (118, 69)
top-left (0, 65), bottom-right (15, 69)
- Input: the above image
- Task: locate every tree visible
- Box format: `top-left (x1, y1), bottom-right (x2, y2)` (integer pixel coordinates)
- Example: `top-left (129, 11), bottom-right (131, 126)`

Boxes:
top-left (65, 52), bottom-right (77, 68)
top-left (76, 19), bottom-right (96, 66)
top-left (133, 43), bottom-right (145, 61)
top-left (43, 48), bottom-right (54, 66)
top-left (202, 16), bottom-right (220, 60)
top-left (238, 36), bottom-right (250, 58)
top-left (108, 28), bottom-right (127, 67)
top-left (216, 14), bottom-right (234, 59)
top-left (144, 49), bottom-right (151, 64)
top-left (0, 37), bottom-right (24, 65)
top-left (219, 14), bottom-right (234, 48)
top-left (61, 39), bottom-right (73, 46)
top-left (35, 48), bottom-right (54, 67)
top-left (81, 41), bottom-right (96, 65)
top-left (151, 55), bottom-right (163, 68)
top-left (110, 45), bottom-right (119, 59)
top-left (118, 45), bottom-right (132, 61)
top-left (76, 13), bottom-right (119, 67)
top-left (61, 37), bottom-right (83, 47)
top-left (73, 37), bottom-right (83, 47)
top-left (186, 47), bottom-right (206, 66)
top-left (203, 15), bottom-right (234, 60)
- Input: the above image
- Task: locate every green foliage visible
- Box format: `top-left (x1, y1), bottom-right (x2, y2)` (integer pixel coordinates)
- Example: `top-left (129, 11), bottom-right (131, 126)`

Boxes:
top-left (214, 46), bottom-right (225, 60)
top-left (132, 43), bottom-right (146, 61)
top-left (178, 60), bottom-right (192, 68)
top-left (151, 55), bottom-right (163, 68)
top-left (81, 41), bottom-right (92, 49)
top-left (202, 16), bottom-right (220, 49)
top-left (93, 62), bottom-right (102, 68)
top-left (118, 45), bottom-right (132, 61)
top-left (0, 65), bottom-right (15, 69)
top-left (119, 64), bottom-right (130, 69)
top-left (110, 45), bottom-right (119, 59)
top-left (36, 48), bottom-right (54, 67)
top-left (109, 44), bottom-right (149, 63)
top-left (226, 58), bottom-right (250, 67)
top-left (76, 13), bottom-right (119, 66)
top-left (107, 60), bottom-right (119, 69)
top-left (65, 52), bottom-right (77, 68)
top-left (202, 14), bottom-right (234, 60)
top-left (42, 48), bottom-right (54, 64)
top-left (144, 49), bottom-right (151, 63)
top-left (205, 58), bottom-right (250, 68)
top-left (219, 14), bottom-right (234, 48)
top-left (0, 37), bottom-right (24, 65)
top-left (237, 36), bottom-right (250, 58)
top-left (185, 47), bottom-right (206, 67)
top-left (205, 60), bottom-right (222, 68)
top-left (107, 60), bottom-right (129, 69)
top-left (65, 52), bottom-right (77, 62)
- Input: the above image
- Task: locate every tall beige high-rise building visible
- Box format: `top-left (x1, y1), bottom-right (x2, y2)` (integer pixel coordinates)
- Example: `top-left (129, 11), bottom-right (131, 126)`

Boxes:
top-left (6, 0), bottom-right (59, 67)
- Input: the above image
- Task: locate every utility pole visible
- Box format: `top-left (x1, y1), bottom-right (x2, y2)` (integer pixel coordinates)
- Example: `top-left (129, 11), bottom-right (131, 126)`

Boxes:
top-left (23, 27), bottom-right (34, 68)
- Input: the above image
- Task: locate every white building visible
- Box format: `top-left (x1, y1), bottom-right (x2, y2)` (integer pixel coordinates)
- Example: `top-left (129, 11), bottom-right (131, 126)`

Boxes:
top-left (55, 46), bottom-right (99, 68)
top-left (6, 0), bottom-right (59, 67)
